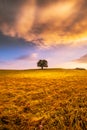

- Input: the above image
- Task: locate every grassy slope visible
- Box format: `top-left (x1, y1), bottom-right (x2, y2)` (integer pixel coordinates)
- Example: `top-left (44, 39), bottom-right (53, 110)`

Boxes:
top-left (0, 69), bottom-right (87, 130)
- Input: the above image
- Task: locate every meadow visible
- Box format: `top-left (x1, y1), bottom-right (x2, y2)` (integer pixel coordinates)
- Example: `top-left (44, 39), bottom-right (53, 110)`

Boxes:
top-left (0, 69), bottom-right (87, 130)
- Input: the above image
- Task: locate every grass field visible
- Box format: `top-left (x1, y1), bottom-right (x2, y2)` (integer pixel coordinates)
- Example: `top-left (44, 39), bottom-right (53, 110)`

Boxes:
top-left (0, 69), bottom-right (87, 130)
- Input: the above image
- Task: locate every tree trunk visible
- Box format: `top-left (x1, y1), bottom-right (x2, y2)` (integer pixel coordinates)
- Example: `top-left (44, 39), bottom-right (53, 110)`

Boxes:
top-left (41, 66), bottom-right (43, 70)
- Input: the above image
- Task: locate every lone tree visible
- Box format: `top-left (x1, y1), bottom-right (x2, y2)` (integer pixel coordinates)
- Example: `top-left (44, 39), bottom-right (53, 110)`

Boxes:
top-left (37, 59), bottom-right (48, 70)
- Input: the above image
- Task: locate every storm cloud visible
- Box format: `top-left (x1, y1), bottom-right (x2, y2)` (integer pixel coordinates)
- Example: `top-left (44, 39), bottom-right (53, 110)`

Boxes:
top-left (0, 0), bottom-right (87, 46)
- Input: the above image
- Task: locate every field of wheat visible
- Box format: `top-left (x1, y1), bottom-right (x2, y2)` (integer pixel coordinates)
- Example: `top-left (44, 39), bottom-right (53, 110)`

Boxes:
top-left (0, 69), bottom-right (87, 130)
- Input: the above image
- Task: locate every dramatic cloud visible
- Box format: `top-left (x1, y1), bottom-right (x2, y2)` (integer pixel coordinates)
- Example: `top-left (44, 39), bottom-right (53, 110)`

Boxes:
top-left (75, 54), bottom-right (87, 63)
top-left (0, 0), bottom-right (36, 37)
top-left (0, 0), bottom-right (87, 46)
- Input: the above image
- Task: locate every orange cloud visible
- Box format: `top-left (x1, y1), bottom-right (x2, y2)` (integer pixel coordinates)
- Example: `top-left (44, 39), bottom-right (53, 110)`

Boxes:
top-left (0, 0), bottom-right (87, 47)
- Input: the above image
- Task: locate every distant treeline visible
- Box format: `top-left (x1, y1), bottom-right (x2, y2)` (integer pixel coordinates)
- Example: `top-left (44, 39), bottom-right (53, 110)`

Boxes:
top-left (75, 67), bottom-right (86, 70)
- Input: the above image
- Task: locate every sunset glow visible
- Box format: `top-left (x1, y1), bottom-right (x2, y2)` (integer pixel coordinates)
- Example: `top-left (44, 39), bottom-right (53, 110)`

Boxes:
top-left (0, 0), bottom-right (87, 69)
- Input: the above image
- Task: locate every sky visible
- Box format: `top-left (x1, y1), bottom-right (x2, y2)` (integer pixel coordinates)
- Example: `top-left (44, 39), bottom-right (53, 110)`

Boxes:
top-left (0, 0), bottom-right (87, 69)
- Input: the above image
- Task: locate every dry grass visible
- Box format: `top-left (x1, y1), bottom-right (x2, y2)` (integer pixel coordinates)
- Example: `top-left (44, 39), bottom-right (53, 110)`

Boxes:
top-left (0, 69), bottom-right (87, 130)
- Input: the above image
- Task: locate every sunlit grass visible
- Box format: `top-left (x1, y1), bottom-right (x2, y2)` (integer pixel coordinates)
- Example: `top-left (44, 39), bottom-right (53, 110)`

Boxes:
top-left (0, 69), bottom-right (87, 130)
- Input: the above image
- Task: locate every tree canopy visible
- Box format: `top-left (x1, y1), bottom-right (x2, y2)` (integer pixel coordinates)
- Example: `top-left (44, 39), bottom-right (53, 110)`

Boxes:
top-left (37, 59), bottom-right (48, 69)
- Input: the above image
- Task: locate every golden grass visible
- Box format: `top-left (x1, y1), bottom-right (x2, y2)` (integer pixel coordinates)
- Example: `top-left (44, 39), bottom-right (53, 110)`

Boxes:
top-left (0, 69), bottom-right (87, 130)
